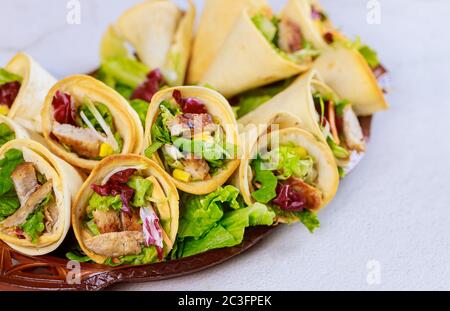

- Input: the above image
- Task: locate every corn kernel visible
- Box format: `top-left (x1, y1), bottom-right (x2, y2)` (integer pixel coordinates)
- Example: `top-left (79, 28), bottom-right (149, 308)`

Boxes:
top-left (99, 143), bottom-right (114, 157)
top-left (193, 132), bottom-right (212, 142)
top-left (0, 105), bottom-right (10, 116)
top-left (173, 169), bottom-right (191, 182)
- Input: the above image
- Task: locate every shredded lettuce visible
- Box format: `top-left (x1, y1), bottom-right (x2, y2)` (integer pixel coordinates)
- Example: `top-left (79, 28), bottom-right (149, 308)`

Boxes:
top-left (0, 149), bottom-right (24, 196)
top-left (87, 193), bottom-right (123, 214)
top-left (252, 14), bottom-right (278, 43)
top-left (342, 36), bottom-right (381, 69)
top-left (0, 123), bottom-right (15, 147)
top-left (0, 190), bottom-right (20, 221)
top-left (99, 57), bottom-right (149, 89)
top-left (0, 68), bottom-right (22, 85)
top-left (21, 194), bottom-right (53, 243)
top-left (327, 137), bottom-right (350, 159)
top-left (127, 176), bottom-right (153, 208)
top-left (105, 246), bottom-right (158, 266)
top-left (251, 157), bottom-right (278, 204)
top-left (271, 205), bottom-right (320, 233)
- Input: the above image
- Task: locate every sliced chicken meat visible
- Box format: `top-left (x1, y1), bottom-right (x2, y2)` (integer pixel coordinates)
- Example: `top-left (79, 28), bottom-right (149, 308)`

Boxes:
top-left (278, 18), bottom-right (303, 53)
top-left (93, 210), bottom-right (121, 234)
top-left (11, 163), bottom-right (39, 206)
top-left (289, 177), bottom-right (323, 211)
top-left (44, 202), bottom-right (58, 232)
top-left (121, 209), bottom-right (142, 232)
top-left (342, 106), bottom-right (366, 152)
top-left (168, 113), bottom-right (217, 138)
top-left (1, 180), bottom-right (53, 228)
top-left (52, 122), bottom-right (101, 158)
top-left (84, 231), bottom-right (145, 257)
top-left (181, 158), bottom-right (210, 181)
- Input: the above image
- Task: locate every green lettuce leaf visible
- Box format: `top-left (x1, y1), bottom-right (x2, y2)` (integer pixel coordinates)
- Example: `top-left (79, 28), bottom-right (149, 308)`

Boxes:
top-left (0, 190), bottom-right (20, 221)
top-left (173, 138), bottom-right (231, 163)
top-left (327, 137), bottom-right (350, 159)
top-left (21, 193), bottom-right (51, 243)
top-left (105, 246), bottom-right (158, 266)
top-left (252, 14), bottom-right (277, 43)
top-left (178, 186), bottom-right (241, 240)
top-left (0, 149), bottom-right (24, 196)
top-left (0, 123), bottom-right (15, 147)
top-left (100, 57), bottom-right (149, 89)
top-left (87, 193), bottom-right (122, 214)
top-left (358, 45), bottom-right (380, 69)
top-left (251, 158), bottom-right (278, 204)
top-left (0, 68), bottom-right (22, 85)
top-left (130, 99), bottom-right (149, 127)
top-left (179, 203), bottom-right (275, 258)
top-left (294, 210), bottom-right (320, 233)
top-left (264, 145), bottom-right (315, 180)
top-left (78, 101), bottom-right (115, 133)
top-left (127, 176), bottom-right (153, 207)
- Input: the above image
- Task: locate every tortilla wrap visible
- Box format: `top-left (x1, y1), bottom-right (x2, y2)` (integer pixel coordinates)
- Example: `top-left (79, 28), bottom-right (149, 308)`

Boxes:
top-left (313, 43), bottom-right (389, 116)
top-left (188, 0), bottom-right (268, 84)
top-left (72, 155), bottom-right (179, 264)
top-left (144, 86), bottom-right (241, 195)
top-left (41, 75), bottom-right (144, 171)
top-left (199, 9), bottom-right (310, 98)
top-left (4, 53), bottom-right (57, 133)
top-left (0, 139), bottom-right (84, 256)
top-left (0, 115), bottom-right (29, 143)
top-left (114, 0), bottom-right (195, 86)
top-left (233, 127), bottom-right (339, 218)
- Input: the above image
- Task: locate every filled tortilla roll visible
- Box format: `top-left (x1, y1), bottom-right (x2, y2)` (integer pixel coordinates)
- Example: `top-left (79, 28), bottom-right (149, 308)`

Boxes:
top-left (234, 127), bottom-right (338, 230)
top-left (41, 75), bottom-right (143, 171)
top-left (97, 0), bottom-right (195, 112)
top-left (188, 0), bottom-right (268, 84)
top-left (143, 86), bottom-right (240, 195)
top-left (239, 70), bottom-right (366, 175)
top-left (0, 115), bottom-right (29, 148)
top-left (199, 4), bottom-right (318, 98)
top-left (1, 53), bottom-right (56, 132)
top-left (72, 155), bottom-right (179, 265)
top-left (0, 139), bottom-right (83, 256)
top-left (279, 0), bottom-right (388, 115)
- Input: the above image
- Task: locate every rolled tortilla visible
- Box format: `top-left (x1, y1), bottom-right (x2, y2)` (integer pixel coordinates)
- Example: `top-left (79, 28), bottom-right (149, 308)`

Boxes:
top-left (0, 139), bottom-right (83, 256)
top-left (188, 0), bottom-right (268, 84)
top-left (144, 86), bottom-right (240, 195)
top-left (239, 70), bottom-right (366, 171)
top-left (199, 8), bottom-right (310, 98)
top-left (234, 127), bottom-right (339, 221)
top-left (0, 115), bottom-right (29, 147)
top-left (72, 155), bottom-right (179, 264)
top-left (111, 0), bottom-right (195, 86)
top-left (313, 43), bottom-right (389, 116)
top-left (279, 0), bottom-right (388, 115)
top-left (3, 53), bottom-right (57, 132)
top-left (41, 75), bottom-right (144, 171)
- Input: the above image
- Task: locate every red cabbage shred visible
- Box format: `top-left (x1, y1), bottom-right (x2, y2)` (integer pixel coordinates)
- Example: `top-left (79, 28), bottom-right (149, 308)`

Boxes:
top-left (172, 90), bottom-right (208, 114)
top-left (131, 69), bottom-right (165, 103)
top-left (272, 183), bottom-right (308, 212)
top-left (0, 81), bottom-right (21, 108)
top-left (52, 91), bottom-right (77, 126)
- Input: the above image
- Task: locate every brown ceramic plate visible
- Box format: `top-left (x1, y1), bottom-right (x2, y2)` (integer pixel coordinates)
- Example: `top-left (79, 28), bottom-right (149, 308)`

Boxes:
top-left (0, 117), bottom-right (372, 291)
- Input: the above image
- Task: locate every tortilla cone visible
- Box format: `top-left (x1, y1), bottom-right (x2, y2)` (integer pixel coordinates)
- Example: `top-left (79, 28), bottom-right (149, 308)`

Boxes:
top-left (4, 53), bottom-right (57, 133)
top-left (188, 0), bottom-right (268, 84)
top-left (0, 115), bottom-right (29, 142)
top-left (233, 127), bottom-right (339, 218)
top-left (239, 70), bottom-right (328, 144)
top-left (0, 139), bottom-right (84, 256)
top-left (280, 0), bottom-right (328, 49)
top-left (72, 155), bottom-right (179, 264)
top-left (199, 9), bottom-right (310, 98)
top-left (115, 0), bottom-right (195, 86)
top-left (41, 75), bottom-right (144, 171)
top-left (313, 43), bottom-right (389, 116)
top-left (144, 86), bottom-right (240, 195)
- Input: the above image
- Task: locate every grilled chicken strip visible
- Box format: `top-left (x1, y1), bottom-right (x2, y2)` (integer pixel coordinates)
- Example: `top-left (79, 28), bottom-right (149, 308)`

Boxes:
top-left (278, 18), bottom-right (303, 53)
top-left (121, 210), bottom-right (142, 232)
top-left (289, 177), bottom-right (323, 211)
top-left (168, 113), bottom-right (217, 138)
top-left (44, 202), bottom-right (58, 232)
top-left (181, 158), bottom-right (210, 181)
top-left (93, 210), bottom-right (121, 234)
top-left (52, 122), bottom-right (101, 158)
top-left (11, 163), bottom-right (39, 206)
top-left (1, 180), bottom-right (53, 228)
top-left (342, 106), bottom-right (366, 152)
top-left (84, 231), bottom-right (145, 257)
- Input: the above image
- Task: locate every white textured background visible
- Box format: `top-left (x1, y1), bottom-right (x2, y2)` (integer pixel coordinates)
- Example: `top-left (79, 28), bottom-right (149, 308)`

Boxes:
top-left (1, 0), bottom-right (449, 291)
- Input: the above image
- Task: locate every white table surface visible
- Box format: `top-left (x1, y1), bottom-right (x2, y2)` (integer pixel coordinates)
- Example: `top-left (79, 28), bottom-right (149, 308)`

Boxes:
top-left (1, 0), bottom-right (449, 291)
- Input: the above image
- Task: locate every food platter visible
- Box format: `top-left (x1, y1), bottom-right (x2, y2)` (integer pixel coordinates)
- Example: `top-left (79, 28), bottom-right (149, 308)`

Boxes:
top-left (0, 117), bottom-right (371, 291)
